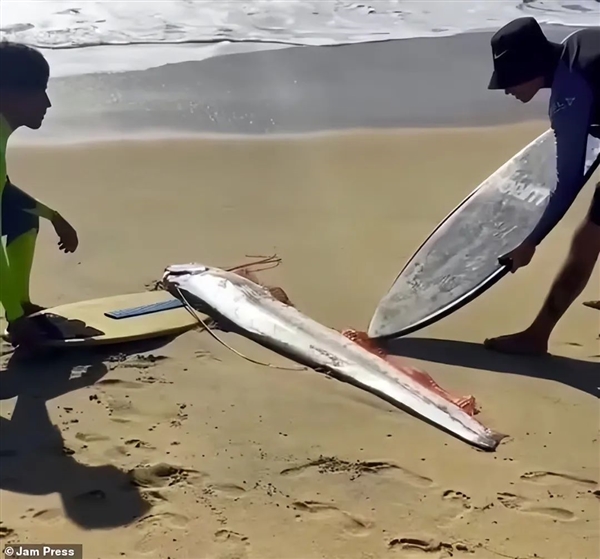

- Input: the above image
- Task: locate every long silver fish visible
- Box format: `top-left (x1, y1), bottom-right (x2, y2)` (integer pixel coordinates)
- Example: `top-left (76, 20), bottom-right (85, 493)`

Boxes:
top-left (162, 263), bottom-right (506, 451)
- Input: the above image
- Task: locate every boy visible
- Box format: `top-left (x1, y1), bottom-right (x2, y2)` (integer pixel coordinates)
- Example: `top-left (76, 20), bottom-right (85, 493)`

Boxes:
top-left (1, 41), bottom-right (79, 348)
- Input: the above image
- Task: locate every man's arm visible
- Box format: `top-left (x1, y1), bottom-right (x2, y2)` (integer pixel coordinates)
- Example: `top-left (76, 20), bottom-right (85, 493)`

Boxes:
top-left (526, 70), bottom-right (594, 247)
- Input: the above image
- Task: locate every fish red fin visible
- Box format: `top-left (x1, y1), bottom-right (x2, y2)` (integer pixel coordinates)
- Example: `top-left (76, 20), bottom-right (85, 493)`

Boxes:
top-left (341, 329), bottom-right (479, 417)
top-left (231, 269), bottom-right (295, 308)
top-left (232, 267), bottom-right (261, 284)
top-left (266, 286), bottom-right (295, 307)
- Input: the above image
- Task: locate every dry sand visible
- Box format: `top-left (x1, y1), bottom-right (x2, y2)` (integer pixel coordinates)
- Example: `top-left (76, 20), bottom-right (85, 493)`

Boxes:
top-left (1, 121), bottom-right (598, 559)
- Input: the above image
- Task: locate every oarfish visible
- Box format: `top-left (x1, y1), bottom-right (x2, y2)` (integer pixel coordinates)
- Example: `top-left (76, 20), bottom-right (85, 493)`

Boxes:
top-left (162, 263), bottom-right (505, 451)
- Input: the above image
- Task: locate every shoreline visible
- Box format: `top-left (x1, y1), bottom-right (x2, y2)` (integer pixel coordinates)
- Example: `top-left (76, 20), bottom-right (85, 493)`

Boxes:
top-left (21, 22), bottom-right (591, 79)
top-left (10, 118), bottom-right (550, 148)
top-left (12, 28), bottom-right (581, 145)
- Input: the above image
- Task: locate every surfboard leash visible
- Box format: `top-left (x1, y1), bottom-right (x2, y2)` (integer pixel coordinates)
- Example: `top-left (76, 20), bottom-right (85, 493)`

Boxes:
top-left (174, 286), bottom-right (307, 372)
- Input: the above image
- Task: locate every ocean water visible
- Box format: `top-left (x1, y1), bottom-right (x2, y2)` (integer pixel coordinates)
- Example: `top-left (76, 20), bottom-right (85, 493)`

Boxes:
top-left (1, 0), bottom-right (598, 77)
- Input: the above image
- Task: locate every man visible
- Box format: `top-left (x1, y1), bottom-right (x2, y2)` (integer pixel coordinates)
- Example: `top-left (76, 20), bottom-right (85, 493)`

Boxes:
top-left (483, 18), bottom-right (600, 355)
top-left (1, 41), bottom-right (79, 347)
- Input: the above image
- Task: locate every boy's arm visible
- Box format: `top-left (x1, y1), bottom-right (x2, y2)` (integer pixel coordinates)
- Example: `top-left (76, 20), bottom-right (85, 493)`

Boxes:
top-left (526, 71), bottom-right (594, 247)
top-left (5, 176), bottom-right (79, 254)
top-left (29, 198), bottom-right (57, 221)
top-left (6, 176), bottom-right (58, 221)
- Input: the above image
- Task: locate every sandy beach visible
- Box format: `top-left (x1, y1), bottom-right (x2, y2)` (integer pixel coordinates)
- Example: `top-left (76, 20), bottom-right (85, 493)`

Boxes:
top-left (1, 32), bottom-right (599, 559)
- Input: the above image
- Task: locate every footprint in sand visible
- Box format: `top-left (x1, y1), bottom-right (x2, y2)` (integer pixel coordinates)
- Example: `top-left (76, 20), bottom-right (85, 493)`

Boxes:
top-left (438, 489), bottom-right (473, 524)
top-left (136, 510), bottom-right (189, 530)
top-left (128, 462), bottom-right (202, 489)
top-left (135, 374), bottom-right (173, 386)
top-left (387, 537), bottom-right (471, 557)
top-left (31, 508), bottom-right (63, 524)
top-left (195, 349), bottom-right (217, 361)
top-left (442, 490), bottom-right (471, 506)
top-left (107, 353), bottom-right (169, 370)
top-left (96, 379), bottom-right (147, 390)
top-left (497, 492), bottom-right (575, 520)
top-left (520, 471), bottom-right (597, 488)
top-left (104, 397), bottom-right (137, 423)
top-left (70, 489), bottom-right (112, 505)
top-left (105, 438), bottom-right (157, 460)
top-left (133, 510), bottom-right (190, 555)
top-left (139, 489), bottom-right (171, 506)
top-left (213, 530), bottom-right (250, 559)
top-left (0, 524), bottom-right (15, 539)
top-left (104, 394), bottom-right (181, 424)
top-left (281, 457), bottom-right (434, 488)
top-left (75, 432), bottom-right (111, 443)
top-left (291, 500), bottom-right (373, 537)
top-left (124, 439), bottom-right (156, 450)
top-left (205, 483), bottom-right (248, 500)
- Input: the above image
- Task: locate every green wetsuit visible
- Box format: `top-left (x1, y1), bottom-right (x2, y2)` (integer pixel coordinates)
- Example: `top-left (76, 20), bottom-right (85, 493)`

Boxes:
top-left (0, 114), bottom-right (55, 322)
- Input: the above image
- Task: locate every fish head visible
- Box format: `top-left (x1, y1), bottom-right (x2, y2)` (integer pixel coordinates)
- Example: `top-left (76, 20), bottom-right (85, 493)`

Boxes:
top-left (161, 262), bottom-right (216, 287)
top-left (163, 263), bottom-right (211, 278)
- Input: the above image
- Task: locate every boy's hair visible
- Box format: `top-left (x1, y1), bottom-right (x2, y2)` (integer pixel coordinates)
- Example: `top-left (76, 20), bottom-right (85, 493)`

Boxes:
top-left (0, 41), bottom-right (49, 90)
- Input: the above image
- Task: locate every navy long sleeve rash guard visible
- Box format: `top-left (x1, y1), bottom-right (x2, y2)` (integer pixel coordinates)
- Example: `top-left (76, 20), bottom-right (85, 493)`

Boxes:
top-left (527, 29), bottom-right (600, 246)
top-left (528, 62), bottom-right (596, 246)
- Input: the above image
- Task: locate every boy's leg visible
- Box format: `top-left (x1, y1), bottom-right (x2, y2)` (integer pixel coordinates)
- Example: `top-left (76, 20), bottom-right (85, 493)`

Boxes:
top-left (2, 179), bottom-right (41, 314)
top-left (484, 184), bottom-right (600, 355)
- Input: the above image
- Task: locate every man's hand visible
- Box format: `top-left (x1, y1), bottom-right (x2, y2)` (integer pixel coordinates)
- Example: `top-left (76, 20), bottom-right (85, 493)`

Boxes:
top-left (51, 213), bottom-right (79, 253)
top-left (499, 240), bottom-right (536, 273)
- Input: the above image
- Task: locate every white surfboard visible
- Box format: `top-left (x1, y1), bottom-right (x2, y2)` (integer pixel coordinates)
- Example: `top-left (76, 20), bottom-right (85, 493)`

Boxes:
top-left (368, 129), bottom-right (600, 339)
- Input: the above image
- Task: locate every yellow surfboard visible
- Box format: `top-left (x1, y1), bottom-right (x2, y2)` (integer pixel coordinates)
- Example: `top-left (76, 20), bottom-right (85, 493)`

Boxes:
top-left (1, 291), bottom-right (198, 348)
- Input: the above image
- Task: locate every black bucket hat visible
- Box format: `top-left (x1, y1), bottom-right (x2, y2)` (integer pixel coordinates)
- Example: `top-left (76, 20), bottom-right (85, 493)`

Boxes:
top-left (488, 17), bottom-right (553, 90)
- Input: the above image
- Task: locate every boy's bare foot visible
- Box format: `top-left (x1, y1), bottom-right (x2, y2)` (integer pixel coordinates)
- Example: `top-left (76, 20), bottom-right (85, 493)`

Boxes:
top-left (483, 330), bottom-right (549, 356)
top-left (6, 316), bottom-right (46, 349)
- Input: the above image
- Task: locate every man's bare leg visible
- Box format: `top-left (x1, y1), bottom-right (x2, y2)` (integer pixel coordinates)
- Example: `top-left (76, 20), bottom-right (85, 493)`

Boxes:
top-left (484, 218), bottom-right (600, 355)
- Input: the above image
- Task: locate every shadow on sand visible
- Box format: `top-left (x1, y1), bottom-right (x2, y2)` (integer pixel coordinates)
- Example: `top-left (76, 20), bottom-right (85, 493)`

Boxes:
top-left (384, 336), bottom-right (599, 398)
top-left (0, 335), bottom-right (177, 530)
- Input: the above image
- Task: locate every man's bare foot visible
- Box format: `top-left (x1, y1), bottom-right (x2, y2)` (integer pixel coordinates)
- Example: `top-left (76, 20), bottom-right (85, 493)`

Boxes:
top-left (483, 330), bottom-right (549, 356)
top-left (21, 303), bottom-right (47, 317)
